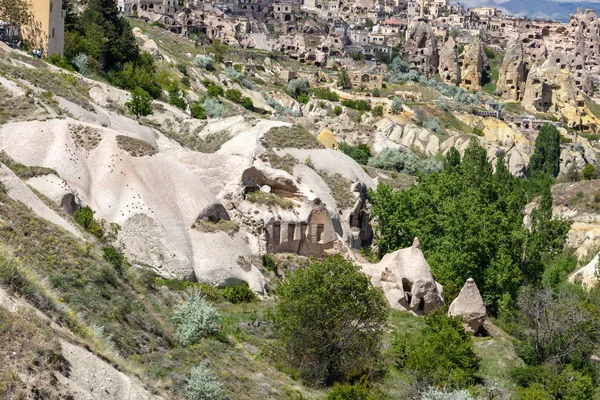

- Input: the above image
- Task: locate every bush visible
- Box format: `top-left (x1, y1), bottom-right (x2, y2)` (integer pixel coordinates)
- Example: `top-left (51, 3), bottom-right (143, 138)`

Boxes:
top-left (337, 70), bottom-right (352, 89)
top-left (224, 89), bottom-right (254, 110)
top-left (102, 246), bottom-right (126, 274)
top-left (173, 289), bottom-right (222, 346)
top-left (191, 103), bottom-right (207, 119)
top-left (341, 99), bottom-right (371, 112)
top-left (202, 97), bottom-right (229, 118)
top-left (333, 105), bottom-right (343, 116)
top-left (391, 312), bottom-right (479, 387)
top-left (372, 105), bottom-right (383, 117)
top-left (72, 53), bottom-right (89, 75)
top-left (194, 55), bottom-right (214, 70)
top-left (206, 84), bottom-right (224, 98)
top-left (582, 164), bottom-right (597, 180)
top-left (423, 117), bottom-right (443, 135)
top-left (225, 66), bottom-right (245, 84)
top-left (368, 148), bottom-right (442, 175)
top-left (273, 255), bottom-right (389, 385)
top-left (313, 87), bottom-right (340, 102)
top-left (125, 87), bottom-right (153, 120)
top-left (220, 282), bottom-right (258, 304)
top-left (326, 379), bottom-right (375, 400)
top-left (169, 86), bottom-right (187, 110)
top-left (390, 97), bottom-right (403, 114)
top-left (286, 77), bottom-right (310, 98)
top-left (297, 92), bottom-right (310, 104)
top-left (73, 206), bottom-right (106, 239)
top-left (47, 54), bottom-right (75, 72)
top-left (339, 142), bottom-right (371, 165)
top-left (186, 364), bottom-right (223, 400)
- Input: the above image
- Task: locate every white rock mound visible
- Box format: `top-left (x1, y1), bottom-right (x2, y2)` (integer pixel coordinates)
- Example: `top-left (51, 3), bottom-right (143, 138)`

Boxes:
top-left (448, 278), bottom-right (486, 334)
top-left (569, 253), bottom-right (599, 289)
top-left (362, 238), bottom-right (444, 315)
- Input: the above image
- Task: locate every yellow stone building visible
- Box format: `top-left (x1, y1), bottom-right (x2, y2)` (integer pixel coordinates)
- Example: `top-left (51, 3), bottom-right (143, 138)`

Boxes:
top-left (23, 0), bottom-right (65, 56)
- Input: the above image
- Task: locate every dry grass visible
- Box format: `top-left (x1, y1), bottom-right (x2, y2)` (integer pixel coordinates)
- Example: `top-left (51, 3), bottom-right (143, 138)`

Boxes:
top-left (70, 124), bottom-right (102, 150)
top-left (0, 86), bottom-right (48, 124)
top-left (193, 218), bottom-right (239, 235)
top-left (246, 191), bottom-right (295, 209)
top-left (316, 171), bottom-right (357, 210)
top-left (261, 125), bottom-right (324, 150)
top-left (116, 135), bottom-right (158, 157)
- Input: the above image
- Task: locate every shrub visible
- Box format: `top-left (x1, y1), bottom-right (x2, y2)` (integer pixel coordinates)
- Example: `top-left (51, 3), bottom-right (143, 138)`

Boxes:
top-left (246, 191), bottom-right (294, 209)
top-left (102, 246), bottom-right (126, 274)
top-left (224, 89), bottom-right (254, 110)
top-left (173, 289), bottom-right (222, 346)
top-left (206, 84), bottom-right (224, 98)
top-left (472, 127), bottom-right (484, 136)
top-left (169, 86), bottom-right (187, 110)
top-left (326, 379), bottom-right (375, 400)
top-left (372, 105), bottom-right (383, 117)
top-left (582, 164), bottom-right (597, 180)
top-left (273, 255), bottom-right (389, 385)
top-left (390, 56), bottom-right (409, 73)
top-left (125, 87), bottom-right (153, 120)
top-left (225, 67), bottom-right (245, 84)
top-left (194, 55), bottom-right (214, 70)
top-left (313, 87), bottom-right (340, 102)
top-left (339, 142), bottom-right (371, 165)
top-left (286, 77), bottom-right (310, 98)
top-left (390, 312), bottom-right (479, 387)
top-left (333, 105), bottom-right (343, 116)
top-left (423, 117), bottom-right (443, 135)
top-left (72, 53), bottom-right (89, 75)
top-left (202, 97), bottom-right (229, 118)
top-left (191, 103), bottom-right (207, 119)
top-left (220, 282), bottom-right (258, 304)
top-left (337, 70), bottom-right (352, 89)
top-left (186, 364), bottom-right (223, 400)
top-left (47, 54), bottom-right (75, 72)
top-left (297, 92), bottom-right (310, 104)
top-left (368, 148), bottom-right (442, 175)
top-left (341, 99), bottom-right (371, 112)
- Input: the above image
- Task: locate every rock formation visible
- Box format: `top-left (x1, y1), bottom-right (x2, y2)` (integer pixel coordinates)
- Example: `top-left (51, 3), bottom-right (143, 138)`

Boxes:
top-left (404, 21), bottom-right (439, 76)
top-left (498, 38), bottom-right (527, 101)
top-left (362, 238), bottom-right (444, 315)
top-left (448, 278), bottom-right (487, 334)
top-left (438, 37), bottom-right (460, 86)
top-left (569, 252), bottom-right (599, 288)
top-left (460, 39), bottom-right (486, 91)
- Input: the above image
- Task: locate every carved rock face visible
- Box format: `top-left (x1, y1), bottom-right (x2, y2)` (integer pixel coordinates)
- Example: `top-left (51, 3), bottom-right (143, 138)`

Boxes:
top-left (498, 38), bottom-right (527, 101)
top-left (405, 21), bottom-right (439, 76)
top-left (362, 237), bottom-right (444, 315)
top-left (438, 37), bottom-right (460, 86)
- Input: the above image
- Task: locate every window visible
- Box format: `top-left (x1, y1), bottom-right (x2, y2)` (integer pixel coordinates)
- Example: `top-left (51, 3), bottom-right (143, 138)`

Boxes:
top-left (52, 28), bottom-right (55, 38)
top-left (50, 1), bottom-right (53, 12)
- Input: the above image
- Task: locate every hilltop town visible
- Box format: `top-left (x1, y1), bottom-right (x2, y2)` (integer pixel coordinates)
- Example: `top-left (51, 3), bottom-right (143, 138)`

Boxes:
top-left (2, 0), bottom-right (600, 399)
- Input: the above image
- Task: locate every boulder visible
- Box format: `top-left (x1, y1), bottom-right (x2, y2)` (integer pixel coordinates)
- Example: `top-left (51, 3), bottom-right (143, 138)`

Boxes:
top-left (448, 278), bottom-right (486, 334)
top-left (362, 238), bottom-right (444, 315)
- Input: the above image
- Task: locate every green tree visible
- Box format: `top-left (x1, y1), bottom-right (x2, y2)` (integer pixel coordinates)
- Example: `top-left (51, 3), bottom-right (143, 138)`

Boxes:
top-left (190, 103), bottom-right (206, 119)
top-left (125, 88), bottom-right (153, 120)
top-left (530, 124), bottom-right (561, 177)
top-left (75, 0), bottom-right (139, 70)
top-left (369, 141), bottom-right (565, 312)
top-left (337, 70), bottom-right (352, 90)
top-left (391, 312), bottom-right (479, 387)
top-left (0, 0), bottom-right (33, 40)
top-left (273, 255), bottom-right (389, 385)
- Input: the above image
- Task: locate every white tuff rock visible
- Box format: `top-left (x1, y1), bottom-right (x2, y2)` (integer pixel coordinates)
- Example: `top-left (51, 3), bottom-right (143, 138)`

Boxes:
top-left (448, 278), bottom-right (486, 334)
